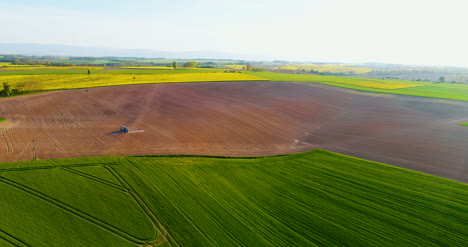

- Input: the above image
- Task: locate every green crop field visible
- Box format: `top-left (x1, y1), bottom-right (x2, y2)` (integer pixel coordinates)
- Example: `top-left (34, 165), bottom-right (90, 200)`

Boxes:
top-left (457, 123), bottom-right (468, 126)
top-left (250, 72), bottom-right (468, 101)
top-left (0, 149), bottom-right (466, 246)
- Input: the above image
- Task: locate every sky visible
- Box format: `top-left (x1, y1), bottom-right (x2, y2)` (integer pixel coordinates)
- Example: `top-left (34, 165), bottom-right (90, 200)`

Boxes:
top-left (0, 0), bottom-right (467, 66)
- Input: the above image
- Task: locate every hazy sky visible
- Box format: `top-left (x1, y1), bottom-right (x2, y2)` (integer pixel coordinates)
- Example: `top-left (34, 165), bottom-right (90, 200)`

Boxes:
top-left (1, 0), bottom-right (467, 66)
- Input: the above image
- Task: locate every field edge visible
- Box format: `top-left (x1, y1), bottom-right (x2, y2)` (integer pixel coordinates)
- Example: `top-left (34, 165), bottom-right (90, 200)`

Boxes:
top-left (1, 148), bottom-right (466, 185)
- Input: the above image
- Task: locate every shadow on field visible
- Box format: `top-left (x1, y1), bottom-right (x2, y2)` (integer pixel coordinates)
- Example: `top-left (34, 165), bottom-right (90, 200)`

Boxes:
top-left (106, 131), bottom-right (125, 136)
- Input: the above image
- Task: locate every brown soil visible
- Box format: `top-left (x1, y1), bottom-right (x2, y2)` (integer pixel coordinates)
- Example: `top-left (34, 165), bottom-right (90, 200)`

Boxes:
top-left (0, 81), bottom-right (467, 182)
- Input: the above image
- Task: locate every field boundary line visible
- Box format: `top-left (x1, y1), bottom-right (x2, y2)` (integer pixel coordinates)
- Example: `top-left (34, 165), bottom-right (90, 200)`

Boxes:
top-left (107, 164), bottom-right (179, 247)
top-left (61, 167), bottom-right (128, 192)
top-left (106, 165), bottom-right (170, 246)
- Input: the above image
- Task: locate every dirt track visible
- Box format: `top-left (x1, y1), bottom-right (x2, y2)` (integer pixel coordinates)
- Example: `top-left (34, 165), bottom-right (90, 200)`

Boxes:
top-left (1, 81), bottom-right (467, 182)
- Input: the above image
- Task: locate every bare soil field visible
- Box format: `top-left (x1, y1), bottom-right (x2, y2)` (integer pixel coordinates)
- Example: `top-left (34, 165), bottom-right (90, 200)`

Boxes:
top-left (1, 81), bottom-right (467, 182)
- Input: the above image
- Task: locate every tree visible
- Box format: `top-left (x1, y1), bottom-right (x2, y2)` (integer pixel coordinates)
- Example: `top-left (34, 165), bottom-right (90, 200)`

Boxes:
top-left (439, 76), bottom-right (445, 83)
top-left (245, 64), bottom-right (253, 71)
top-left (183, 61), bottom-right (197, 68)
top-left (2, 82), bottom-right (11, 97)
top-left (172, 61), bottom-right (177, 69)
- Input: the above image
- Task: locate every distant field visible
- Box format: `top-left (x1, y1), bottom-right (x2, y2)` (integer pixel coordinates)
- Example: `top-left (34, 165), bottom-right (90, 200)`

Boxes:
top-left (0, 73), bottom-right (265, 91)
top-left (0, 68), bottom-right (229, 76)
top-left (119, 66), bottom-right (174, 70)
top-left (138, 59), bottom-right (237, 65)
top-left (324, 78), bottom-right (419, 89)
top-left (46, 60), bottom-right (96, 65)
top-left (225, 65), bottom-right (246, 70)
top-left (0, 149), bottom-right (466, 246)
top-left (251, 72), bottom-right (468, 101)
top-left (276, 64), bottom-right (373, 74)
top-left (458, 123), bottom-right (468, 126)
top-left (0, 64), bottom-right (36, 67)
top-left (119, 67), bottom-right (224, 71)
top-left (3, 67), bottom-right (468, 101)
top-left (254, 72), bottom-right (423, 89)
top-left (90, 59), bottom-right (121, 64)
top-left (40, 59), bottom-right (119, 65)
top-left (0, 65), bottom-right (104, 70)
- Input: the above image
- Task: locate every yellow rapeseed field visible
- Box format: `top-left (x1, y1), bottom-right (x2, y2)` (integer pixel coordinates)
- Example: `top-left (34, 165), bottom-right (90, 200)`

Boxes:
top-left (0, 73), bottom-right (266, 91)
top-left (120, 67), bottom-right (224, 70)
top-left (0, 66), bottom-right (104, 70)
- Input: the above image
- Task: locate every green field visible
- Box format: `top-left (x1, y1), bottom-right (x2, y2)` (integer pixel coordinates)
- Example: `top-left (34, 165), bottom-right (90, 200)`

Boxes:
top-left (0, 118), bottom-right (6, 123)
top-left (0, 149), bottom-right (466, 246)
top-left (250, 72), bottom-right (468, 101)
top-left (457, 123), bottom-right (468, 126)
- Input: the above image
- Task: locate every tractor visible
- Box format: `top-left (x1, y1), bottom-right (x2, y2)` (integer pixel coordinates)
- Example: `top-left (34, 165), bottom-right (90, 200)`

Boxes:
top-left (120, 126), bottom-right (129, 133)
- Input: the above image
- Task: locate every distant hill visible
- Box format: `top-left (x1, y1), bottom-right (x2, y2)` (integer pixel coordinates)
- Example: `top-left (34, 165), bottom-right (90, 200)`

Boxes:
top-left (0, 43), bottom-right (271, 60)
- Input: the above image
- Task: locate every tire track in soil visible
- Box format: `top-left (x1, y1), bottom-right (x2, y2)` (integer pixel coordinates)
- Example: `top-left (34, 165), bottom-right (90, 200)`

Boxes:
top-left (43, 133), bottom-right (67, 153)
top-left (9, 124), bottom-right (55, 163)
top-left (0, 229), bottom-right (30, 247)
top-left (61, 167), bottom-right (128, 192)
top-left (1, 133), bottom-right (12, 154)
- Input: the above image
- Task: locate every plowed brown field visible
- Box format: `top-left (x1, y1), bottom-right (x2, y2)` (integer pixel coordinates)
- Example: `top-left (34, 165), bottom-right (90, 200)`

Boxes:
top-left (1, 81), bottom-right (467, 182)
